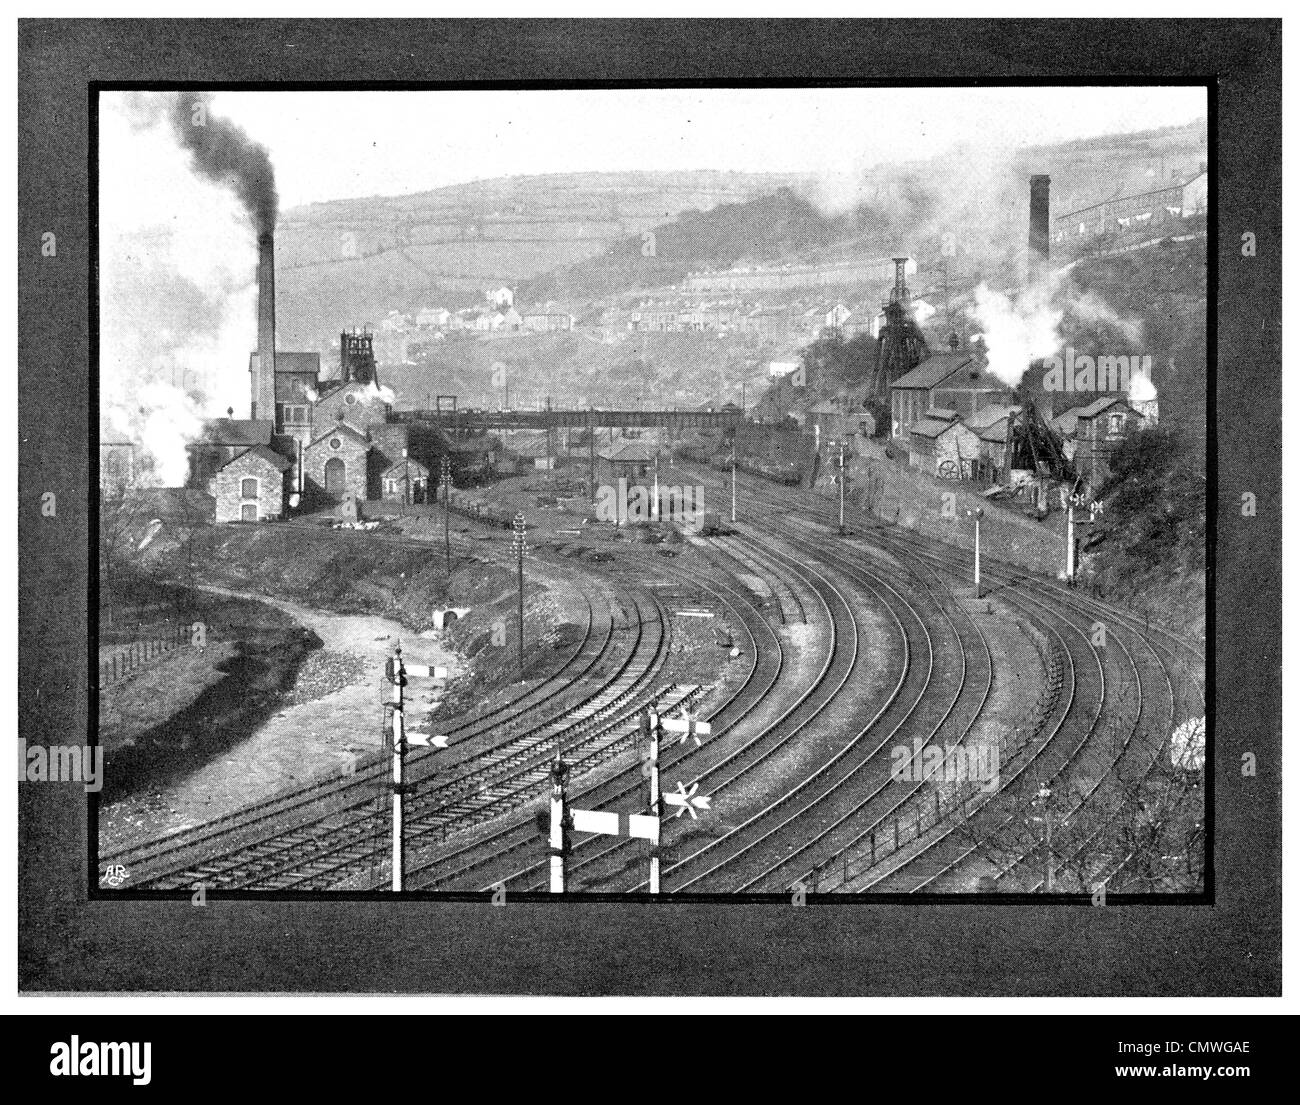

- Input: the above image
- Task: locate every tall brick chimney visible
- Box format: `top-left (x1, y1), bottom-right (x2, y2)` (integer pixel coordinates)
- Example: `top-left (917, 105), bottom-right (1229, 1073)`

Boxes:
top-left (1029, 175), bottom-right (1051, 263)
top-left (254, 231), bottom-right (276, 420)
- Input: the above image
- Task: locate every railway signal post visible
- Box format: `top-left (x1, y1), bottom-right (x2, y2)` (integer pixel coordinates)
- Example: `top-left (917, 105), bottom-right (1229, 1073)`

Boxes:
top-left (652, 451), bottom-right (660, 522)
top-left (643, 711), bottom-right (662, 893)
top-left (386, 649), bottom-right (449, 892)
top-left (388, 645), bottom-right (407, 892)
top-left (1066, 502), bottom-right (1076, 584)
top-left (730, 444), bottom-right (737, 524)
top-left (512, 512), bottom-right (527, 682)
top-left (441, 455), bottom-right (452, 574)
top-left (967, 507), bottom-right (983, 599)
top-left (548, 753), bottom-right (570, 893)
top-left (838, 441), bottom-right (846, 535)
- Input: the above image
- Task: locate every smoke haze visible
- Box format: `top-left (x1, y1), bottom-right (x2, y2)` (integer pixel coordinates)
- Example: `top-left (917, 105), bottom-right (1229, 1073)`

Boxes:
top-left (168, 93), bottom-right (278, 235)
top-left (100, 92), bottom-right (277, 485)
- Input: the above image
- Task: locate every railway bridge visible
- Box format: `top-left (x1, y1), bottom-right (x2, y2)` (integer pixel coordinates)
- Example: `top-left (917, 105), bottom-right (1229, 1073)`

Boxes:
top-left (389, 406), bottom-right (743, 433)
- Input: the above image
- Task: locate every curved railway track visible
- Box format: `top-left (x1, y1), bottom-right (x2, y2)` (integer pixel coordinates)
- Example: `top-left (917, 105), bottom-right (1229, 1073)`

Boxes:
top-left (405, 541), bottom-right (816, 891)
top-left (105, 460), bottom-right (1203, 896)
top-left (686, 464), bottom-right (1202, 894)
top-left (108, 560), bottom-right (675, 890)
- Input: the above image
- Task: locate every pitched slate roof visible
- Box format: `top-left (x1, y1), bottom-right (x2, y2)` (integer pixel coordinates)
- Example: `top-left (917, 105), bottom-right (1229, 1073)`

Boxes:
top-left (910, 418), bottom-right (962, 439)
top-left (599, 442), bottom-right (656, 463)
top-left (966, 403), bottom-right (1021, 430)
top-left (219, 444), bottom-right (291, 473)
top-left (382, 458), bottom-right (430, 478)
top-left (1048, 409), bottom-right (1077, 436)
top-left (193, 419), bottom-right (273, 447)
top-left (892, 353), bottom-right (976, 391)
top-left (977, 418), bottom-right (1009, 444)
top-left (1073, 395), bottom-right (1130, 419)
top-left (308, 420), bottom-right (370, 448)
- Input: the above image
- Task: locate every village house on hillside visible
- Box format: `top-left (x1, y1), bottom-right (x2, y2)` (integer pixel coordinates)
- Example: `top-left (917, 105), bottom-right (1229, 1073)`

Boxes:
top-left (523, 309), bottom-right (574, 332)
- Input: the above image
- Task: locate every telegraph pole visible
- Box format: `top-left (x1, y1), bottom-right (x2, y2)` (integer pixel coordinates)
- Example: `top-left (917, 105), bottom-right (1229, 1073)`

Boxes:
top-left (588, 409), bottom-right (596, 499)
top-left (441, 455), bottom-right (452, 574)
top-left (389, 644), bottom-right (406, 893)
top-left (512, 512), bottom-right (527, 681)
top-left (401, 446), bottom-right (410, 514)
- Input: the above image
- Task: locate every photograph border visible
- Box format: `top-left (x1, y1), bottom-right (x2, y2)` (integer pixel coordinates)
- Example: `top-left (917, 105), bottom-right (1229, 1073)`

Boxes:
top-left (19, 17), bottom-right (1279, 995)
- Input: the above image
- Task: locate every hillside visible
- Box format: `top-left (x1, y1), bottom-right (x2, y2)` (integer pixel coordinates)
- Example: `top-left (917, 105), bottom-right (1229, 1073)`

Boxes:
top-left (272, 117), bottom-right (1206, 361)
top-left (382, 329), bottom-right (787, 412)
top-left (519, 188), bottom-right (867, 303)
top-left (273, 170), bottom-right (812, 346)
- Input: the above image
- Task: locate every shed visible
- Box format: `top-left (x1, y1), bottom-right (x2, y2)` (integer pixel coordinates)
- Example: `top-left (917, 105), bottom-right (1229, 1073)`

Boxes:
top-left (381, 458), bottom-right (431, 503)
top-left (908, 418), bottom-right (982, 481)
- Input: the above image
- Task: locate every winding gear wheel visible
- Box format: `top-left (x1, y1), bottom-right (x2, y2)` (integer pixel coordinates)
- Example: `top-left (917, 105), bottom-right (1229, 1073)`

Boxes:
top-left (938, 459), bottom-right (960, 480)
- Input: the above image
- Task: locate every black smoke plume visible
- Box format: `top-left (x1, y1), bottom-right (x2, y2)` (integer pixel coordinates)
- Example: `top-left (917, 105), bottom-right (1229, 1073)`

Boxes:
top-left (167, 93), bottom-right (278, 234)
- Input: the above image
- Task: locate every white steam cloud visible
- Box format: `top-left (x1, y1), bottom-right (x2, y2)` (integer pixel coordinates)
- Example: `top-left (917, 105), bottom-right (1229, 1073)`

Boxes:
top-left (100, 92), bottom-right (264, 486)
top-left (1128, 369), bottom-right (1158, 402)
top-left (969, 280), bottom-right (1064, 388)
top-left (967, 269), bottom-right (1147, 391)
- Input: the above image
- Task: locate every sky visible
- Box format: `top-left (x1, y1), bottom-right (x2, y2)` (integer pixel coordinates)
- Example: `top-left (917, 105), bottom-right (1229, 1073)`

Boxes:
top-left (197, 86), bottom-right (1205, 212)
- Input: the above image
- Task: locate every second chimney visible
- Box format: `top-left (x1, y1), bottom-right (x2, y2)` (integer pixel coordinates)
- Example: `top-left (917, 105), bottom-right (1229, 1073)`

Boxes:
top-left (1029, 175), bottom-right (1051, 263)
top-left (256, 231), bottom-right (277, 421)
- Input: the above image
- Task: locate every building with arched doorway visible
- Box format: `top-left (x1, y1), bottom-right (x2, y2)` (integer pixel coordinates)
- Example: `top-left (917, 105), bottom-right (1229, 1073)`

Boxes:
top-left (303, 420), bottom-right (370, 505)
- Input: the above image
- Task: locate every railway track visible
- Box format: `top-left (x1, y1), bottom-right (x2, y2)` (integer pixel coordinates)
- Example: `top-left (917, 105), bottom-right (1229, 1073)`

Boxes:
top-left (404, 545), bottom-right (801, 891)
top-left (104, 460), bottom-right (1202, 896)
top-left (685, 464), bottom-right (1202, 894)
top-left (106, 559), bottom-right (675, 890)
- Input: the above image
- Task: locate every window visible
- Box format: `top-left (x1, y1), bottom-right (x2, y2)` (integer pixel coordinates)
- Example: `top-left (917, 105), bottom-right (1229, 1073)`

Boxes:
top-left (1108, 414), bottom-right (1125, 434)
top-left (330, 438), bottom-right (342, 450)
top-left (241, 478), bottom-right (258, 500)
top-left (345, 393), bottom-right (357, 405)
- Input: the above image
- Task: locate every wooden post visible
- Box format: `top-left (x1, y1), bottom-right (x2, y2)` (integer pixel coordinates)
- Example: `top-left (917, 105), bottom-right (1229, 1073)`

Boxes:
top-left (390, 646), bottom-right (406, 893)
top-left (513, 513), bottom-right (526, 682)
top-left (1066, 503), bottom-right (1076, 583)
top-left (549, 754), bottom-right (567, 893)
top-left (645, 711), bottom-right (661, 894)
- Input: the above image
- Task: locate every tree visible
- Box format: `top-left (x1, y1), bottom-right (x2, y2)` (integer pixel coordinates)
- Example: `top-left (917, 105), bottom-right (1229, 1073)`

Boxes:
top-left (98, 467), bottom-right (153, 627)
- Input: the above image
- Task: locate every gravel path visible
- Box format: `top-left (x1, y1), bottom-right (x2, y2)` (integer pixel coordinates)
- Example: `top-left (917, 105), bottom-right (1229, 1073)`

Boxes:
top-left (101, 586), bottom-right (461, 844)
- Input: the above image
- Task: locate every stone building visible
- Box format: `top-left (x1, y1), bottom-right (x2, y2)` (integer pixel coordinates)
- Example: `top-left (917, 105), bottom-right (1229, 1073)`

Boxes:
top-left (303, 420), bottom-right (371, 504)
top-left (890, 352), bottom-right (1012, 441)
top-left (213, 445), bottom-right (290, 523)
top-left (908, 415), bottom-right (983, 480)
top-left (381, 457), bottom-right (430, 503)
